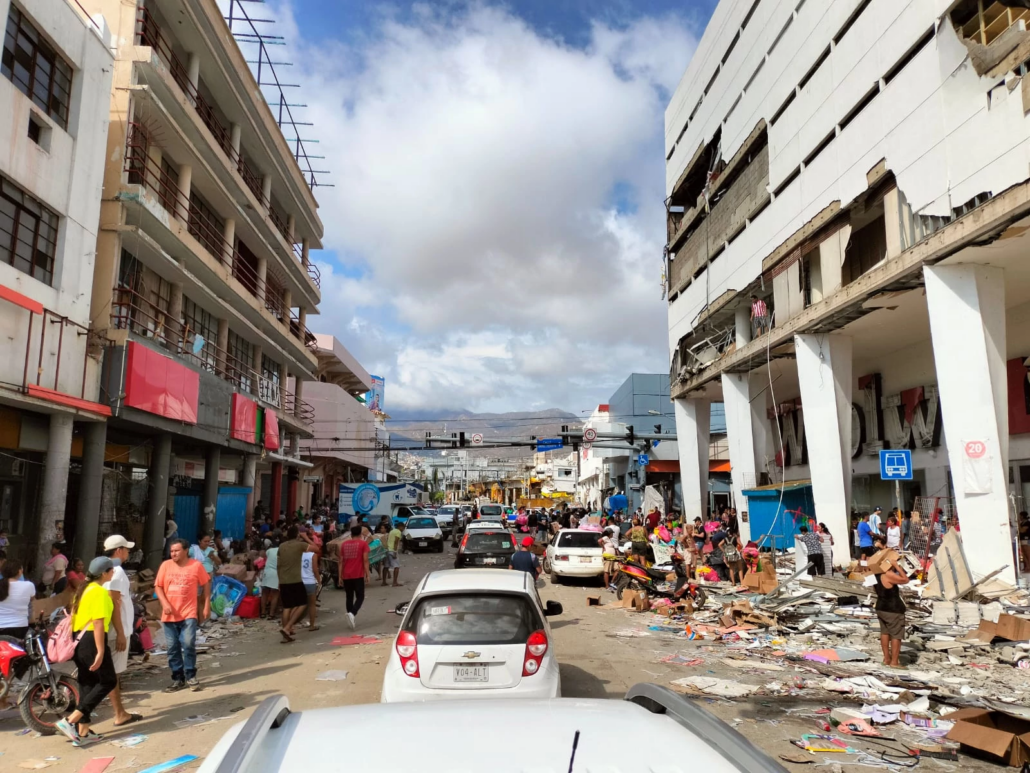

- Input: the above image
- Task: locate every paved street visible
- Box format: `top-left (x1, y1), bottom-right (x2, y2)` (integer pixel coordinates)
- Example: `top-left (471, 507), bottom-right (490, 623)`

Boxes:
top-left (0, 544), bottom-right (1005, 772)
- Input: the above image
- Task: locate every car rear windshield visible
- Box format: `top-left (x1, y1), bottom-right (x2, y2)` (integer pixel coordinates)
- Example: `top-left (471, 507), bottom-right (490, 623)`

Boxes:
top-left (479, 505), bottom-right (503, 516)
top-left (557, 532), bottom-right (602, 549)
top-left (466, 533), bottom-right (514, 552)
top-left (407, 518), bottom-right (437, 529)
top-left (406, 594), bottom-right (541, 645)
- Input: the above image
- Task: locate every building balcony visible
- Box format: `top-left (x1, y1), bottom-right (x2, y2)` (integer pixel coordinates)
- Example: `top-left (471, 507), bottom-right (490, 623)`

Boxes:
top-left (120, 122), bottom-right (318, 369)
top-left (109, 285), bottom-right (314, 436)
top-left (132, 6), bottom-right (321, 298)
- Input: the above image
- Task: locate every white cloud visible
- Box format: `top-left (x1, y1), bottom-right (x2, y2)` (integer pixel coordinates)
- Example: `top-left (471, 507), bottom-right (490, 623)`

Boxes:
top-left (278, 2), bottom-right (698, 411)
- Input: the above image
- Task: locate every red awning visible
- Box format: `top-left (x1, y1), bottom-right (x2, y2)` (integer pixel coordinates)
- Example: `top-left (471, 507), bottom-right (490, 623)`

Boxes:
top-left (709, 460), bottom-right (731, 473)
top-left (645, 460), bottom-right (680, 473)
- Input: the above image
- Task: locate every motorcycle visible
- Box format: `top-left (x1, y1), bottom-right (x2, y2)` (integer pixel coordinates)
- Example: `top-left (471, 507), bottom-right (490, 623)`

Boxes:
top-left (0, 623), bottom-right (81, 735)
top-left (610, 554), bottom-right (707, 609)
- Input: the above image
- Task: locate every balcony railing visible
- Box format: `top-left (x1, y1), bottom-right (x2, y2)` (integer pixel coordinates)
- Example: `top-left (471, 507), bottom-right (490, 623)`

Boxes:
top-left (284, 390), bottom-right (315, 426)
top-left (293, 243), bottom-right (321, 288)
top-left (269, 204), bottom-right (291, 245)
top-left (110, 286), bottom-right (313, 421)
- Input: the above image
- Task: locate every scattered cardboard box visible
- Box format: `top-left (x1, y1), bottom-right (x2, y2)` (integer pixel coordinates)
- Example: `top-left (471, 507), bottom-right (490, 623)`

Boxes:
top-left (216, 564), bottom-right (247, 580)
top-left (945, 707), bottom-right (1030, 767)
top-left (30, 588), bottom-right (72, 623)
top-left (995, 613), bottom-right (1030, 643)
top-left (743, 561), bottom-right (777, 594)
top-left (586, 596), bottom-right (601, 607)
top-left (622, 589), bottom-right (649, 612)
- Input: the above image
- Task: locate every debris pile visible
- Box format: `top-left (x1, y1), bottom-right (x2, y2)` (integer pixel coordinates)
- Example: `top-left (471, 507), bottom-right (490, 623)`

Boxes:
top-left (593, 527), bottom-right (1030, 768)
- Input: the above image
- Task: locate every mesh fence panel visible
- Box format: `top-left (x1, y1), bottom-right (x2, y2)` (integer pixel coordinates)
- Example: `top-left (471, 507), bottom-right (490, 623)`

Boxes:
top-left (909, 496), bottom-right (959, 568)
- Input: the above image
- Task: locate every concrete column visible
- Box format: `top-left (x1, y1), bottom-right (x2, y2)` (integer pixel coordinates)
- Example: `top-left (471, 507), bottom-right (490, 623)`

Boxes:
top-left (144, 434), bottom-right (172, 570)
top-left (256, 257), bottom-right (268, 302)
top-left (166, 282), bottom-right (183, 349)
top-left (216, 317), bottom-right (229, 377)
top-left (146, 144), bottom-right (163, 188)
top-left (735, 305), bottom-right (752, 349)
top-left (282, 289), bottom-right (292, 319)
top-left (175, 164), bottom-right (192, 221)
top-left (35, 414), bottom-right (74, 579)
top-left (229, 123), bottom-right (241, 160)
top-left (674, 398), bottom-right (710, 520)
top-left (796, 334), bottom-right (853, 555)
top-left (281, 367), bottom-right (289, 410)
top-left (298, 307), bottom-right (307, 335)
top-left (270, 461), bottom-right (283, 523)
top-left (202, 445), bottom-right (220, 534)
top-left (301, 237), bottom-right (310, 267)
top-left (261, 175), bottom-right (272, 209)
top-left (294, 376), bottom-right (305, 418)
top-left (924, 264), bottom-right (1013, 584)
top-left (287, 466), bottom-right (298, 518)
top-left (186, 52), bottom-right (200, 102)
top-left (287, 213), bottom-right (296, 243)
top-left (221, 218), bottom-right (236, 268)
top-left (721, 372), bottom-right (757, 542)
top-left (243, 454), bottom-right (258, 533)
top-left (74, 421), bottom-right (107, 563)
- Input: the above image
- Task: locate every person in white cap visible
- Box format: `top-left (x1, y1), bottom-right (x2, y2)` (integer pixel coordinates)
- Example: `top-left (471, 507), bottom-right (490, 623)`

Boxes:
top-left (102, 535), bottom-right (143, 727)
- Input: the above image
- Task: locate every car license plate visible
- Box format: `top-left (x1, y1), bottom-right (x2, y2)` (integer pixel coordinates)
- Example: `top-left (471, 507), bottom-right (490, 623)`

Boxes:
top-left (453, 665), bottom-right (488, 683)
top-left (483, 557), bottom-right (497, 565)
top-left (579, 556), bottom-right (593, 563)
top-left (419, 541), bottom-right (427, 547)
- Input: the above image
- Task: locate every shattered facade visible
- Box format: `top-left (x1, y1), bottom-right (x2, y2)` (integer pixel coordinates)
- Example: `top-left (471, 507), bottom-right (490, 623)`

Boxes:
top-left (666, 0), bottom-right (1030, 584)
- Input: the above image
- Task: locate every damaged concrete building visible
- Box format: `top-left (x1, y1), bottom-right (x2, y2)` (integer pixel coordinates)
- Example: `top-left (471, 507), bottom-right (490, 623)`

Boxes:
top-left (666, 0), bottom-right (1030, 584)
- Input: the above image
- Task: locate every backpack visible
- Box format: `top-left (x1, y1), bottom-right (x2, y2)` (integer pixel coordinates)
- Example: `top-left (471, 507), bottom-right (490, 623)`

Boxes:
top-left (46, 612), bottom-right (81, 663)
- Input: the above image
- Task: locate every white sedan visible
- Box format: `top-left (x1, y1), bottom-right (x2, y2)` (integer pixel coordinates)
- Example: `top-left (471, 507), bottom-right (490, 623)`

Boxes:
top-left (381, 569), bottom-right (563, 703)
top-left (402, 516), bottom-right (444, 552)
top-left (544, 529), bottom-right (605, 582)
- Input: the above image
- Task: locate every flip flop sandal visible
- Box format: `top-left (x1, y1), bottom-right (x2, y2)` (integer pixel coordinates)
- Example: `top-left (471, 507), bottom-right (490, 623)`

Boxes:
top-left (279, 628), bottom-right (295, 642)
top-left (307, 626), bottom-right (320, 632)
top-left (114, 714), bottom-right (143, 727)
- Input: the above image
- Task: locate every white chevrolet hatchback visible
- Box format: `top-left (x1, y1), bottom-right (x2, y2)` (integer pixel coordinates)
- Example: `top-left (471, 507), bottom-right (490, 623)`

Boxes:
top-left (380, 569), bottom-right (562, 703)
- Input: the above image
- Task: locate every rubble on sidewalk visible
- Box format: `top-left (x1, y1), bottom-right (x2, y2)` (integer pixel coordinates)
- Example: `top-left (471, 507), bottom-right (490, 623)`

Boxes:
top-left (593, 528), bottom-right (1030, 768)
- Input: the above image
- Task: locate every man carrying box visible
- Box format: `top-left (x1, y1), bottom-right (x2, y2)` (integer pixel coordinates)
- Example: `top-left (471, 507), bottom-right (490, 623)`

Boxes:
top-left (873, 553), bottom-right (909, 668)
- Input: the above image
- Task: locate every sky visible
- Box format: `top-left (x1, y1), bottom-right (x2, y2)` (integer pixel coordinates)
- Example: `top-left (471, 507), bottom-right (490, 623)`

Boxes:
top-left (245, 0), bottom-right (717, 414)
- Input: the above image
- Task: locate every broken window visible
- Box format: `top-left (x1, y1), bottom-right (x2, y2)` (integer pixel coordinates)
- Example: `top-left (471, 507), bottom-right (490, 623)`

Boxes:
top-left (842, 211), bottom-right (887, 286)
top-left (952, 1), bottom-right (1030, 46)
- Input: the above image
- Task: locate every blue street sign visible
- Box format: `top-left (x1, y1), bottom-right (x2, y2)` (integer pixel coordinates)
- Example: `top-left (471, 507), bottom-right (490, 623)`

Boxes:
top-left (536, 438), bottom-right (563, 452)
top-left (879, 449), bottom-right (913, 480)
top-left (638, 453), bottom-right (650, 467)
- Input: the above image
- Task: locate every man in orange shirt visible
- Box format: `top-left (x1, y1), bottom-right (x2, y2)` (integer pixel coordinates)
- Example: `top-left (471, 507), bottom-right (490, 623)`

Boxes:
top-left (155, 539), bottom-right (211, 693)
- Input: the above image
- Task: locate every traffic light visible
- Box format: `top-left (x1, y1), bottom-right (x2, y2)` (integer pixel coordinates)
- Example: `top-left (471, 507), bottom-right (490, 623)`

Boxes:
top-left (425, 431), bottom-right (432, 448)
top-left (654, 423), bottom-right (662, 435)
top-left (459, 432), bottom-right (466, 447)
top-left (451, 432), bottom-right (458, 449)
top-left (626, 425), bottom-right (634, 446)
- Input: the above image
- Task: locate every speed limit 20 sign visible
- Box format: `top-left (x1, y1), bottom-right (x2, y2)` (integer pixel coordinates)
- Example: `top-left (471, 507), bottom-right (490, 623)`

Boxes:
top-left (964, 440), bottom-right (986, 459)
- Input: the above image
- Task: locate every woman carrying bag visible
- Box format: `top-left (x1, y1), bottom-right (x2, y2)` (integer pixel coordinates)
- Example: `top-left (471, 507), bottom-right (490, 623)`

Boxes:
top-left (55, 557), bottom-right (118, 746)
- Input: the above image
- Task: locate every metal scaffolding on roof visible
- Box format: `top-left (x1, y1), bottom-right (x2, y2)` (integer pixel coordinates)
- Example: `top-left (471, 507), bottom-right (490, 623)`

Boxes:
top-left (224, 0), bottom-right (333, 190)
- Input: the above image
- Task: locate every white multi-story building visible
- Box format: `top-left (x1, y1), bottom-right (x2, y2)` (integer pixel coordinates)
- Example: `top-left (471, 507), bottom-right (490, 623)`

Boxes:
top-left (0, 0), bottom-right (112, 570)
top-left (666, 0), bottom-right (1030, 583)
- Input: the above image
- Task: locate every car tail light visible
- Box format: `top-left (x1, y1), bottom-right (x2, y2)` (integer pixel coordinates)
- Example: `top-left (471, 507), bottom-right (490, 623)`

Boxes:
top-left (557, 555), bottom-right (569, 561)
top-left (522, 630), bottom-right (548, 677)
top-left (460, 532), bottom-right (470, 550)
top-left (396, 631), bottom-right (420, 678)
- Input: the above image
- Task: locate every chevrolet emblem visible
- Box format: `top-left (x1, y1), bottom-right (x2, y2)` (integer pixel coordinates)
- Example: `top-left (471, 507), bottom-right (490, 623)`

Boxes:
top-left (461, 651), bottom-right (481, 660)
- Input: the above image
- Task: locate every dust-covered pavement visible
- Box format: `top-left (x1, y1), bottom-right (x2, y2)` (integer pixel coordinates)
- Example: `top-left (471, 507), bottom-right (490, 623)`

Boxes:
top-left (0, 544), bottom-right (1008, 772)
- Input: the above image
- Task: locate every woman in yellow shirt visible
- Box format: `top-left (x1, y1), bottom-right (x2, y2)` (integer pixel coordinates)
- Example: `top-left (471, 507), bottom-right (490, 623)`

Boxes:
top-left (54, 557), bottom-right (116, 746)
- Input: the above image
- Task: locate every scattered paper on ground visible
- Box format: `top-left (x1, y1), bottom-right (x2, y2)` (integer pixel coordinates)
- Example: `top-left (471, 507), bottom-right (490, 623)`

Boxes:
top-left (671, 676), bottom-right (759, 697)
top-left (315, 670), bottom-right (349, 681)
top-left (109, 734), bottom-right (148, 748)
top-left (331, 635), bottom-right (381, 646)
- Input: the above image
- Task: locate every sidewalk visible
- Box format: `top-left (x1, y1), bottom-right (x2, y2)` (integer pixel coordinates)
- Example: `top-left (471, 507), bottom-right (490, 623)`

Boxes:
top-left (0, 550), bottom-right (444, 772)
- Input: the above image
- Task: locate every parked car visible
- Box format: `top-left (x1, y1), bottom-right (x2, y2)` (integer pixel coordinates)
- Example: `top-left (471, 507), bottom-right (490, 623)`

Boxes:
top-left (196, 685), bottom-right (790, 772)
top-left (390, 505), bottom-right (429, 528)
top-left (434, 505), bottom-right (460, 536)
top-left (455, 528), bottom-right (517, 569)
top-left (544, 529), bottom-right (605, 583)
top-left (380, 569), bottom-right (562, 703)
top-left (478, 503), bottom-right (504, 520)
top-left (402, 516), bottom-right (444, 553)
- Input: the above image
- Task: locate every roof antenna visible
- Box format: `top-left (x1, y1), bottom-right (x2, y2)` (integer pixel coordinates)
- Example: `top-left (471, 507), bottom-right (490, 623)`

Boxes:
top-left (567, 729), bottom-right (581, 773)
